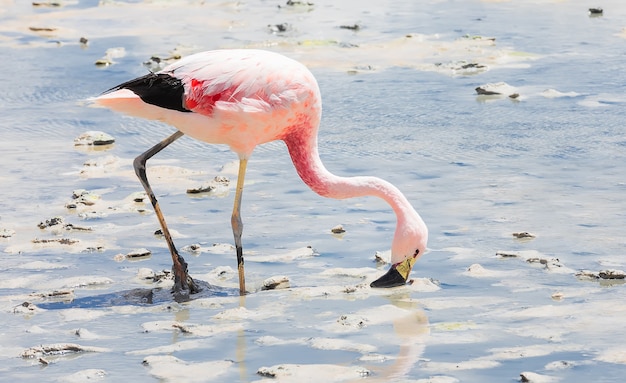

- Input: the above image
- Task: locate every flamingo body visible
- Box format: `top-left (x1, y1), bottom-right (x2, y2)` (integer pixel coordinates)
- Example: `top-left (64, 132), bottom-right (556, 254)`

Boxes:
top-left (98, 49), bottom-right (319, 157)
top-left (95, 49), bottom-right (427, 293)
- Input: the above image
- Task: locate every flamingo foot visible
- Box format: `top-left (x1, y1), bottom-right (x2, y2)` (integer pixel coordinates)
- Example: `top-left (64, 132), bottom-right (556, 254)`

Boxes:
top-left (370, 255), bottom-right (417, 288)
top-left (171, 253), bottom-right (201, 302)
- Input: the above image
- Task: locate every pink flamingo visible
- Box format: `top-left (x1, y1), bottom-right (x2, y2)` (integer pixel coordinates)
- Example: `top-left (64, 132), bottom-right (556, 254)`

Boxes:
top-left (95, 49), bottom-right (427, 299)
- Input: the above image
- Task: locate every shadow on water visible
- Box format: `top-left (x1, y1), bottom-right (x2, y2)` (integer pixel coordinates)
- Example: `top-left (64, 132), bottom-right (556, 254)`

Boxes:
top-left (37, 280), bottom-right (238, 310)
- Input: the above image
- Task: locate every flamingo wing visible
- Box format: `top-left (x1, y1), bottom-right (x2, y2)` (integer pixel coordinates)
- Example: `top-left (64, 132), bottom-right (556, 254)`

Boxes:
top-left (163, 50), bottom-right (308, 116)
top-left (99, 50), bottom-right (310, 118)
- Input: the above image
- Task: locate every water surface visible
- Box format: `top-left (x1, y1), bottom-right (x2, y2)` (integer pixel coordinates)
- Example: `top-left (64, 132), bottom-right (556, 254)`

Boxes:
top-left (1, 1), bottom-right (625, 382)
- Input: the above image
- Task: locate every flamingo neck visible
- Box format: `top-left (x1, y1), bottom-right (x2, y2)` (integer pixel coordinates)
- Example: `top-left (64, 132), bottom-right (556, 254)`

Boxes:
top-left (283, 128), bottom-right (419, 233)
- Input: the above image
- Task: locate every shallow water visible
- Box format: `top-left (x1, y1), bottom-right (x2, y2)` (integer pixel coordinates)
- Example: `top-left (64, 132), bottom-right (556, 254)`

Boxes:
top-left (1, 0), bottom-right (626, 382)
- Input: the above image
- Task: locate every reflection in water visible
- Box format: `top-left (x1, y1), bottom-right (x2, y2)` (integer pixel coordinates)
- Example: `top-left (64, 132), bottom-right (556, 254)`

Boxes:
top-left (172, 307), bottom-right (191, 345)
top-left (220, 291), bottom-right (429, 382)
top-left (174, 307), bottom-right (191, 325)
top-left (237, 295), bottom-right (248, 382)
top-left (368, 294), bottom-right (430, 381)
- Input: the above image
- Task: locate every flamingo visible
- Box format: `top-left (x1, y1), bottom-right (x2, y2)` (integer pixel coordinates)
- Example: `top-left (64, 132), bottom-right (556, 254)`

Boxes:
top-left (94, 49), bottom-right (427, 299)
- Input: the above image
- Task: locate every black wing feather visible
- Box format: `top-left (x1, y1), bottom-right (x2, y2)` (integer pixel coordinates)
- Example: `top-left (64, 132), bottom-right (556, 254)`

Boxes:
top-left (102, 73), bottom-right (191, 113)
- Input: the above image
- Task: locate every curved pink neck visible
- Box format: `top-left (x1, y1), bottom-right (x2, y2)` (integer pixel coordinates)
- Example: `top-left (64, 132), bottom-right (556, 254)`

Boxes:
top-left (283, 126), bottom-right (428, 264)
top-left (283, 130), bottom-right (416, 222)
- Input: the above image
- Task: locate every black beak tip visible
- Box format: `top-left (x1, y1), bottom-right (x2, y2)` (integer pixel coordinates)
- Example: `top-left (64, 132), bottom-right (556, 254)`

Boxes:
top-left (370, 266), bottom-right (408, 288)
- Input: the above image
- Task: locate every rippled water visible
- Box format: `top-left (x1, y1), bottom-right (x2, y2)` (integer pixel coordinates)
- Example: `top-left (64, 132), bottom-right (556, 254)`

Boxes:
top-left (1, 1), bottom-right (626, 382)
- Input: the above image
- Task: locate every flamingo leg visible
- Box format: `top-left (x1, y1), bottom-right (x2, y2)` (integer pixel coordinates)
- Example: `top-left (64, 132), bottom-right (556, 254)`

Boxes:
top-left (231, 158), bottom-right (248, 295)
top-left (133, 130), bottom-right (200, 300)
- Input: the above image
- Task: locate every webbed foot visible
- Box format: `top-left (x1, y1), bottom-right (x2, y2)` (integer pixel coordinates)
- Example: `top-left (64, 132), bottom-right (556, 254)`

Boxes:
top-left (172, 254), bottom-right (201, 302)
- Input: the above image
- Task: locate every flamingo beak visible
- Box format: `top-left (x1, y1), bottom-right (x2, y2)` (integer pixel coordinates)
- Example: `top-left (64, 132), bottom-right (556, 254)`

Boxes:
top-left (370, 256), bottom-right (417, 288)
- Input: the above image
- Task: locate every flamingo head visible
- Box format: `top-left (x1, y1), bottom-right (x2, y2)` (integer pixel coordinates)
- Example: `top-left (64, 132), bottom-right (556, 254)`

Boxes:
top-left (370, 210), bottom-right (428, 288)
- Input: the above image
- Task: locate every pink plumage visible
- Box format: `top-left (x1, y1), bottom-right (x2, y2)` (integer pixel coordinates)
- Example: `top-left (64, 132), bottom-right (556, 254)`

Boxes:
top-left (95, 49), bottom-right (427, 297)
